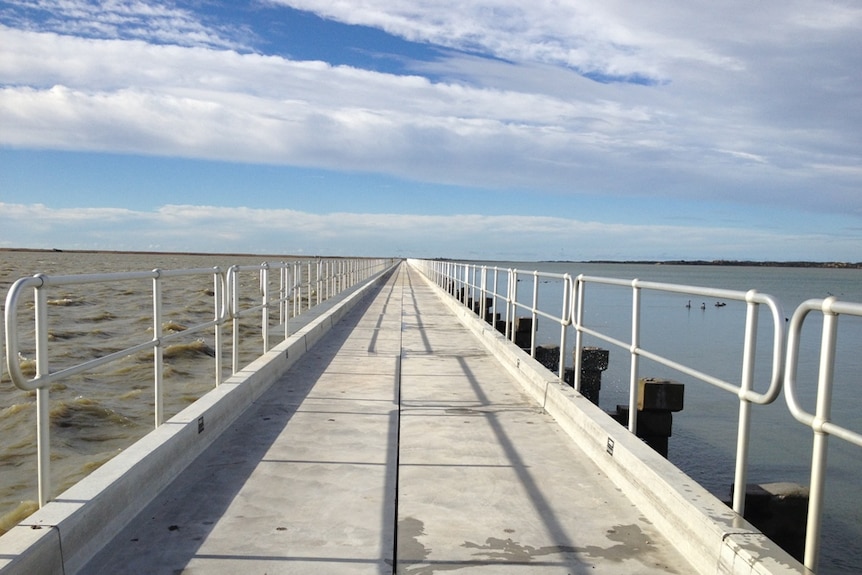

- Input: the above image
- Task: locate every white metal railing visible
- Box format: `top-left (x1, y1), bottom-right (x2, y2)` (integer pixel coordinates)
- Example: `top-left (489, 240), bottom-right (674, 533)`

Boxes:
top-left (227, 262), bottom-right (293, 373)
top-left (573, 275), bottom-right (786, 520)
top-left (417, 262), bottom-right (786, 516)
top-left (442, 262), bottom-right (573, 381)
top-left (784, 297), bottom-right (862, 571)
top-left (225, 259), bottom-right (376, 372)
top-left (3, 257), bottom-right (393, 507)
top-left (411, 259), bottom-right (862, 570)
top-left (4, 267), bottom-right (225, 507)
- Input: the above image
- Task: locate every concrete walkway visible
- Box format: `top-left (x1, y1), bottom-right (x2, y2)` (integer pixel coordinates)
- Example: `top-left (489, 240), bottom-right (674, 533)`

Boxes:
top-left (83, 263), bottom-right (693, 574)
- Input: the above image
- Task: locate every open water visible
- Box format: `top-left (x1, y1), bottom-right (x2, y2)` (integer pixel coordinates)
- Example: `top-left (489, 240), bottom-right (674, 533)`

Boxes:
top-left (1, 252), bottom-right (860, 573)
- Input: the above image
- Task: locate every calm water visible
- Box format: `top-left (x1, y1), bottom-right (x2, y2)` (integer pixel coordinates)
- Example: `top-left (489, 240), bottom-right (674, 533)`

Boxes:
top-left (2, 253), bottom-right (860, 573)
top-left (479, 261), bottom-right (862, 574)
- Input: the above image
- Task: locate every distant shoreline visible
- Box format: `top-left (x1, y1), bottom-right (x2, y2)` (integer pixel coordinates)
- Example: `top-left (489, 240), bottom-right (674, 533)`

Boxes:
top-left (578, 259), bottom-right (862, 269)
top-left (2, 249), bottom-right (860, 268)
top-left (0, 247), bottom-right (319, 259)
top-left (447, 256), bottom-right (862, 269)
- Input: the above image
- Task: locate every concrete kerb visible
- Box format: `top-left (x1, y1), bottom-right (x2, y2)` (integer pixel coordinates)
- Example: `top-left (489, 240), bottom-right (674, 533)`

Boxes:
top-left (412, 267), bottom-right (808, 575)
top-left (0, 264), bottom-right (398, 575)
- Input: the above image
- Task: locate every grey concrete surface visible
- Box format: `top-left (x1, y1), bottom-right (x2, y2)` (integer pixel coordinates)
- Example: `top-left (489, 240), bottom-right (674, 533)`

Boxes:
top-left (80, 264), bottom-right (695, 574)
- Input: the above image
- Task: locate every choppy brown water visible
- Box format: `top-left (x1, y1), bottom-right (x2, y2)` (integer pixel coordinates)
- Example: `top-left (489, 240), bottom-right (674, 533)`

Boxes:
top-left (0, 250), bottom-right (312, 533)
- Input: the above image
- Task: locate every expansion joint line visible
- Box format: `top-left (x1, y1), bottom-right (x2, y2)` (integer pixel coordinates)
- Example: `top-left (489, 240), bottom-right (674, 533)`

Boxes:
top-left (391, 265), bottom-right (406, 573)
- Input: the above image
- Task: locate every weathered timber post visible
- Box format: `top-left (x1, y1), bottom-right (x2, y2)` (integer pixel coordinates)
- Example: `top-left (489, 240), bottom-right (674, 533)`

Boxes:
top-left (577, 346), bottom-right (609, 405)
top-left (472, 297), bottom-right (492, 319)
top-left (513, 316), bottom-right (532, 349)
top-left (610, 378), bottom-right (684, 458)
top-left (727, 482), bottom-right (809, 562)
top-left (495, 318), bottom-right (507, 335)
top-left (534, 345), bottom-right (560, 372)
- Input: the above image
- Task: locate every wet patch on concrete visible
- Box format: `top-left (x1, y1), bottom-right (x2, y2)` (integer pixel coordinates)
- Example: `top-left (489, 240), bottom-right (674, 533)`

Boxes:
top-left (397, 518), bottom-right (585, 573)
top-left (397, 517), bottom-right (430, 566)
top-left (397, 519), bottom-right (681, 574)
top-left (462, 536), bottom-right (580, 563)
top-left (577, 524), bottom-right (682, 573)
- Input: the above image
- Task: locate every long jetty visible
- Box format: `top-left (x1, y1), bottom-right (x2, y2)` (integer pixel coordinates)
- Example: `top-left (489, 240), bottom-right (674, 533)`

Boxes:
top-left (1, 261), bottom-right (807, 574)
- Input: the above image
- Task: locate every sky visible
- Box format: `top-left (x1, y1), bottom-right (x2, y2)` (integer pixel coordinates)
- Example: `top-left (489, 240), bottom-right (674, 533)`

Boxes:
top-left (1, 1), bottom-right (861, 262)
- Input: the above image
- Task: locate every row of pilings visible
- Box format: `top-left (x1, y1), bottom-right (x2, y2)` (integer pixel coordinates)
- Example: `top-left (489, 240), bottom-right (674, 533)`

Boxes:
top-left (451, 284), bottom-right (808, 561)
top-left (452, 286), bottom-right (682, 458)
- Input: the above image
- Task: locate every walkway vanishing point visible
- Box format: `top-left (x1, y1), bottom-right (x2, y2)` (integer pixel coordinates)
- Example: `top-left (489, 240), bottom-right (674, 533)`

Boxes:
top-left (0, 261), bottom-right (806, 575)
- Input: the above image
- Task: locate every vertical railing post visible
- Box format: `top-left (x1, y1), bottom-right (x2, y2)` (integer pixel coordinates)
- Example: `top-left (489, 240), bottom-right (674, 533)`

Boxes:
top-left (307, 262), bottom-right (312, 311)
top-left (293, 261), bottom-right (300, 318)
top-left (558, 275), bottom-right (571, 382)
top-left (804, 299), bottom-right (839, 572)
top-left (480, 267), bottom-right (488, 321)
top-left (34, 277), bottom-right (51, 507)
top-left (492, 267), bottom-right (499, 323)
top-left (231, 266), bottom-right (240, 374)
top-left (472, 265), bottom-right (478, 306)
top-left (260, 263), bottom-right (269, 353)
top-left (470, 265), bottom-right (477, 309)
top-left (572, 276), bottom-right (585, 392)
top-left (213, 268), bottom-right (224, 386)
top-left (530, 271), bottom-right (539, 356)
top-left (278, 263), bottom-right (285, 326)
top-left (321, 260), bottom-right (327, 301)
top-left (628, 280), bottom-right (641, 433)
top-left (329, 260), bottom-right (334, 299)
top-left (465, 264), bottom-right (471, 306)
top-left (506, 269), bottom-right (515, 341)
top-left (153, 270), bottom-right (164, 427)
top-left (732, 291), bottom-right (760, 514)
top-left (316, 260), bottom-right (322, 306)
top-left (288, 263), bottom-right (291, 339)
top-left (460, 263), bottom-right (465, 298)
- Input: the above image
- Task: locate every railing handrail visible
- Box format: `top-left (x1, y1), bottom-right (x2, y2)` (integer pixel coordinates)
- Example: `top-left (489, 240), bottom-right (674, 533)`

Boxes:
top-left (411, 259), bottom-right (861, 571)
top-left (3, 257), bottom-right (395, 508)
top-left (4, 257), bottom-right (395, 391)
top-left (574, 275), bottom-right (786, 405)
top-left (573, 274), bottom-right (786, 530)
top-left (4, 267), bottom-right (228, 392)
top-left (784, 296), bottom-right (862, 571)
top-left (440, 262), bottom-right (574, 381)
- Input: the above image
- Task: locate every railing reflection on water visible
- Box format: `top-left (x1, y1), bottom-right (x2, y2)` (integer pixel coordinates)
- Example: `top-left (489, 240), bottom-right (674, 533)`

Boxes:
top-left (411, 258), bottom-right (860, 573)
top-left (3, 257), bottom-right (393, 508)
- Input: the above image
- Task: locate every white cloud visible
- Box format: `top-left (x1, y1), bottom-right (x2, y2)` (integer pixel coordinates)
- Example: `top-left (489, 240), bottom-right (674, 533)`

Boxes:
top-left (1, 202), bottom-right (857, 262)
top-left (1, 0), bottom-right (861, 233)
top-left (2, 0), bottom-right (247, 49)
top-left (2, 21), bottom-right (858, 217)
top-left (271, 0), bottom-right (862, 80)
